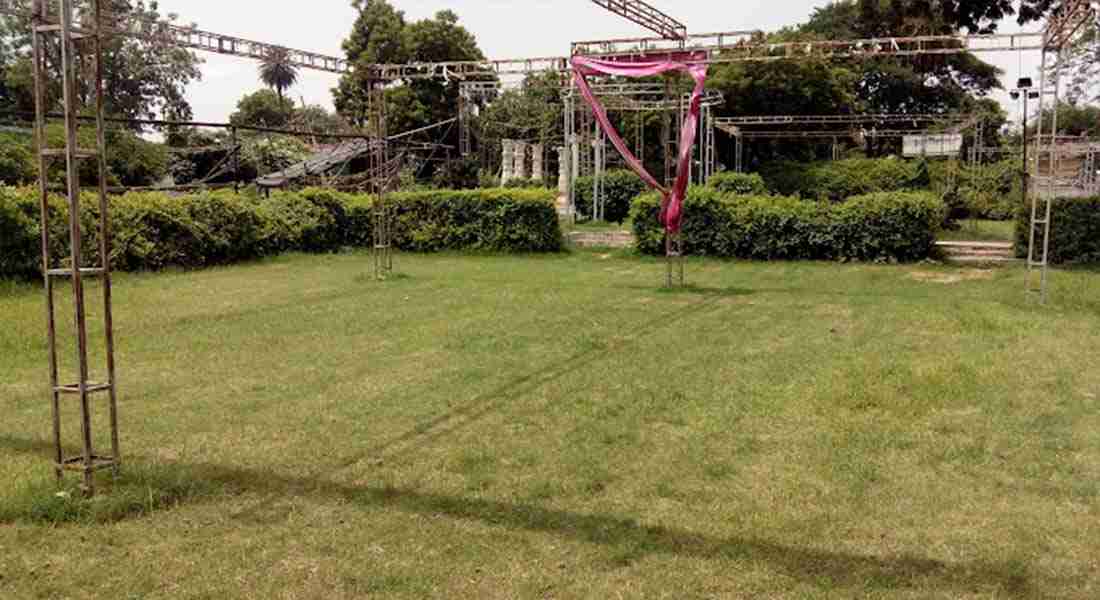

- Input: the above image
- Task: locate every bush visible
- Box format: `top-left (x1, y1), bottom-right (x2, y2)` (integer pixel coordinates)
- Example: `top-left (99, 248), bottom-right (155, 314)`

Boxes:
top-left (574, 169), bottom-right (648, 223)
top-left (930, 159), bottom-right (1022, 220)
top-left (0, 186), bottom-right (41, 278)
top-left (631, 187), bottom-right (944, 262)
top-left (350, 188), bottom-right (563, 253)
top-left (0, 186), bottom-right (563, 279)
top-left (0, 132), bottom-right (36, 186)
top-left (1015, 195), bottom-right (1100, 264)
top-left (502, 178), bottom-right (548, 189)
top-left (706, 172), bottom-right (768, 195)
top-left (761, 157), bottom-right (931, 202)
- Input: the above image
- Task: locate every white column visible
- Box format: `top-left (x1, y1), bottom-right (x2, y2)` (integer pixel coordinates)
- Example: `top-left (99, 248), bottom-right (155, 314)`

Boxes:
top-left (501, 139), bottom-right (514, 186)
top-left (514, 141), bottom-right (529, 180)
top-left (556, 146), bottom-right (568, 194)
top-left (531, 143), bottom-right (544, 183)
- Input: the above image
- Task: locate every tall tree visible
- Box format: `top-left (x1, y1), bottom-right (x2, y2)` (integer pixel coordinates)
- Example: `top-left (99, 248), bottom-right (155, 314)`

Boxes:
top-left (334, 2), bottom-right (488, 133)
top-left (259, 48), bottom-right (299, 101)
top-left (0, 0), bottom-right (202, 126)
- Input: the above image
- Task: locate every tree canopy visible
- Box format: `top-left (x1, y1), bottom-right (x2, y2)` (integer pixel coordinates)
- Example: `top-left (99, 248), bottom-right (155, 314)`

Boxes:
top-left (0, 0), bottom-right (203, 126)
top-left (334, 1), bottom-right (487, 135)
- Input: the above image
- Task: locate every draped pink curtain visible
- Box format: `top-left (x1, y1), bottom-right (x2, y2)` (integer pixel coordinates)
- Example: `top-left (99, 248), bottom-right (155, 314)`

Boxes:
top-left (571, 55), bottom-right (708, 234)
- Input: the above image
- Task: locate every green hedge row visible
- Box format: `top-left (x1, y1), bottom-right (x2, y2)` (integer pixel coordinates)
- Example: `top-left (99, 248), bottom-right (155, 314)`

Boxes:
top-left (706, 172), bottom-right (768, 195)
top-left (0, 187), bottom-right (562, 280)
top-left (574, 169), bottom-right (648, 224)
top-left (1014, 196), bottom-right (1100, 264)
top-left (761, 157), bottom-right (931, 202)
top-left (631, 188), bottom-right (945, 262)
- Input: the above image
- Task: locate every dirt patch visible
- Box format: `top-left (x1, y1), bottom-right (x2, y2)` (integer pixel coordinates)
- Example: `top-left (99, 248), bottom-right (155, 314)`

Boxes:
top-left (908, 269), bottom-right (995, 284)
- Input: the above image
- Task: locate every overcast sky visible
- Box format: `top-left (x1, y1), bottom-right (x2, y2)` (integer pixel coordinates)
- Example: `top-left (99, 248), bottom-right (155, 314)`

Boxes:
top-left (163, 0), bottom-right (1043, 125)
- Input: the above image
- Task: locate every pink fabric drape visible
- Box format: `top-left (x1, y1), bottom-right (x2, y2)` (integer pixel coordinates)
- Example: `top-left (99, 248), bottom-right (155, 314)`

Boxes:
top-left (571, 55), bottom-right (708, 234)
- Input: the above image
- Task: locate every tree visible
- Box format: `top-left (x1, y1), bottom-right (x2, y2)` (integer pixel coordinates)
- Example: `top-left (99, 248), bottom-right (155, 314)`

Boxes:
top-left (259, 47), bottom-right (299, 101)
top-left (229, 89), bottom-right (294, 128)
top-left (0, 0), bottom-right (203, 126)
top-left (335, 3), bottom-right (487, 131)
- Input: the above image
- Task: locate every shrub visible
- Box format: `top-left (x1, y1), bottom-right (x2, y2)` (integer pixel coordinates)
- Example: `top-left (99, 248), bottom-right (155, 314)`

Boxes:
top-left (931, 159), bottom-right (1022, 220)
top-left (761, 157), bottom-right (931, 202)
top-left (706, 172), bottom-right (768, 195)
top-left (1015, 195), bottom-right (1100, 264)
top-left (348, 188), bottom-right (563, 253)
top-left (631, 187), bottom-right (944, 262)
top-left (0, 132), bottom-right (36, 186)
top-left (502, 178), bottom-right (548, 189)
top-left (574, 169), bottom-right (648, 223)
top-left (0, 187), bottom-right (563, 279)
top-left (0, 186), bottom-right (41, 278)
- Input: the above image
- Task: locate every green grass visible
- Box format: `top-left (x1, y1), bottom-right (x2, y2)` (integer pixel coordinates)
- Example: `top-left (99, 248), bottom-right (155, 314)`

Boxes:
top-left (939, 219), bottom-right (1016, 242)
top-left (2, 251), bottom-right (1099, 598)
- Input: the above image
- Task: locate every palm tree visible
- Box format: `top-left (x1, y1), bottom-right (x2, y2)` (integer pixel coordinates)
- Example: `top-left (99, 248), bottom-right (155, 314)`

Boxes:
top-left (259, 48), bottom-right (300, 101)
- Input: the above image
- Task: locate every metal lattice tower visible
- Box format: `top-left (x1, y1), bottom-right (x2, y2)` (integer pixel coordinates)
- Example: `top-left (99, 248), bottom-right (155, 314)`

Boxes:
top-left (368, 74), bottom-right (393, 280)
top-left (1028, 0), bottom-right (1096, 303)
top-left (31, 0), bottom-right (120, 495)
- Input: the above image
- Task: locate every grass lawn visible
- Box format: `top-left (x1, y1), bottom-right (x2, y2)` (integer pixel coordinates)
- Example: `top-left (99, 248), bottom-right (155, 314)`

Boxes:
top-left (2, 251), bottom-right (1099, 598)
top-left (938, 219), bottom-right (1016, 243)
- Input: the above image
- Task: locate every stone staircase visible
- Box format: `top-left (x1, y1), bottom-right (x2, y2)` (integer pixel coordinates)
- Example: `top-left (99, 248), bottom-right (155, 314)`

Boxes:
top-left (936, 241), bottom-right (1019, 264)
top-left (568, 231), bottom-right (636, 249)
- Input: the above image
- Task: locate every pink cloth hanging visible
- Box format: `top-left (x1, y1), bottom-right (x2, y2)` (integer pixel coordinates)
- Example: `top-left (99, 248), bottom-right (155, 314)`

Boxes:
top-left (571, 54), bottom-right (708, 234)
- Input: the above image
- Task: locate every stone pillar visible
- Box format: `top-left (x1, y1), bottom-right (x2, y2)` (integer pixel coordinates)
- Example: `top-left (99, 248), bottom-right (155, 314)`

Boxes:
top-left (531, 143), bottom-right (544, 183)
top-left (514, 141), bottom-right (529, 180)
top-left (500, 139), bottom-right (514, 186)
top-left (556, 146), bottom-right (568, 195)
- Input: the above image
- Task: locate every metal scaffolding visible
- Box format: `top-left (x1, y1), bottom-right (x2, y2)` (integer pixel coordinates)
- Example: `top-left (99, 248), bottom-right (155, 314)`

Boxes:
top-left (588, 0), bottom-right (687, 40)
top-left (31, 0), bottom-right (120, 495)
top-left (1028, 0), bottom-right (1096, 303)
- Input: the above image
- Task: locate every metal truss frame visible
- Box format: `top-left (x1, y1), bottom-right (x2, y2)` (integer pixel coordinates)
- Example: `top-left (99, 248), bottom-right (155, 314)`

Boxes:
top-left (588, 0), bottom-right (687, 40)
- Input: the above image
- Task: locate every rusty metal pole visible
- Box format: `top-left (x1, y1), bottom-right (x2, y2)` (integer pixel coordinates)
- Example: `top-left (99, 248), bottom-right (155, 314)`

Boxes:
top-left (31, 0), bottom-right (63, 484)
top-left (93, 0), bottom-right (121, 477)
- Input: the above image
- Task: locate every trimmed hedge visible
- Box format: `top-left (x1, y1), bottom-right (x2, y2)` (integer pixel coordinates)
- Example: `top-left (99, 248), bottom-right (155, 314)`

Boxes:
top-left (761, 157), bottom-right (931, 202)
top-left (1014, 196), bottom-right (1100, 264)
top-left (574, 169), bottom-right (648, 224)
top-left (706, 172), bottom-right (768, 195)
top-left (631, 187), bottom-right (944, 262)
top-left (0, 186), bottom-right (562, 279)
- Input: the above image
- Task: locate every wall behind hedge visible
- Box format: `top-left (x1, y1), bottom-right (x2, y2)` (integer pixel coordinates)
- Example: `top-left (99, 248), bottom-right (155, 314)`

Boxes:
top-left (0, 186), bottom-right (562, 280)
top-left (631, 187), bottom-right (944, 263)
top-left (1015, 196), bottom-right (1100, 264)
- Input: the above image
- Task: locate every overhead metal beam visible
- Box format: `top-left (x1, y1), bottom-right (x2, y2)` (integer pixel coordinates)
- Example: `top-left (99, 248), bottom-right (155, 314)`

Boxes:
top-left (714, 113), bottom-right (967, 126)
top-left (589, 0), bottom-right (687, 40)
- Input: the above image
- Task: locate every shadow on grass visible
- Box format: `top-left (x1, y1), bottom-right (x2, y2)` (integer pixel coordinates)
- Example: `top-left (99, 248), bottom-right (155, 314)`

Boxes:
top-left (617, 283), bottom-right (756, 298)
top-left (0, 434), bottom-right (1033, 597)
top-left (344, 293), bottom-right (729, 464)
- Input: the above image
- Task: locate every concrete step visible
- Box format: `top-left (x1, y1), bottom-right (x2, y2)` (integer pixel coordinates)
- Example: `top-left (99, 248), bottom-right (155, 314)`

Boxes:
top-left (947, 255), bottom-right (1023, 265)
top-left (568, 231), bottom-right (635, 249)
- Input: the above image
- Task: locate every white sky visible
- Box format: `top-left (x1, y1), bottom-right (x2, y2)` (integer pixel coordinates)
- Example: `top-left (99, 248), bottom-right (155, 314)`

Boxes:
top-left (163, 1), bottom-right (1043, 125)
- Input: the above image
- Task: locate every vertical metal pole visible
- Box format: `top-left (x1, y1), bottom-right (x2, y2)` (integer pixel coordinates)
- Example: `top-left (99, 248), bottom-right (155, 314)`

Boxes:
top-left (370, 75), bottom-right (392, 279)
top-left (32, 0), bottom-right (63, 484)
top-left (1040, 48), bottom-right (1063, 303)
top-left (58, 0), bottom-right (95, 494)
top-left (93, 0), bottom-right (120, 476)
top-left (1027, 49), bottom-right (1047, 294)
top-left (231, 126), bottom-right (240, 193)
